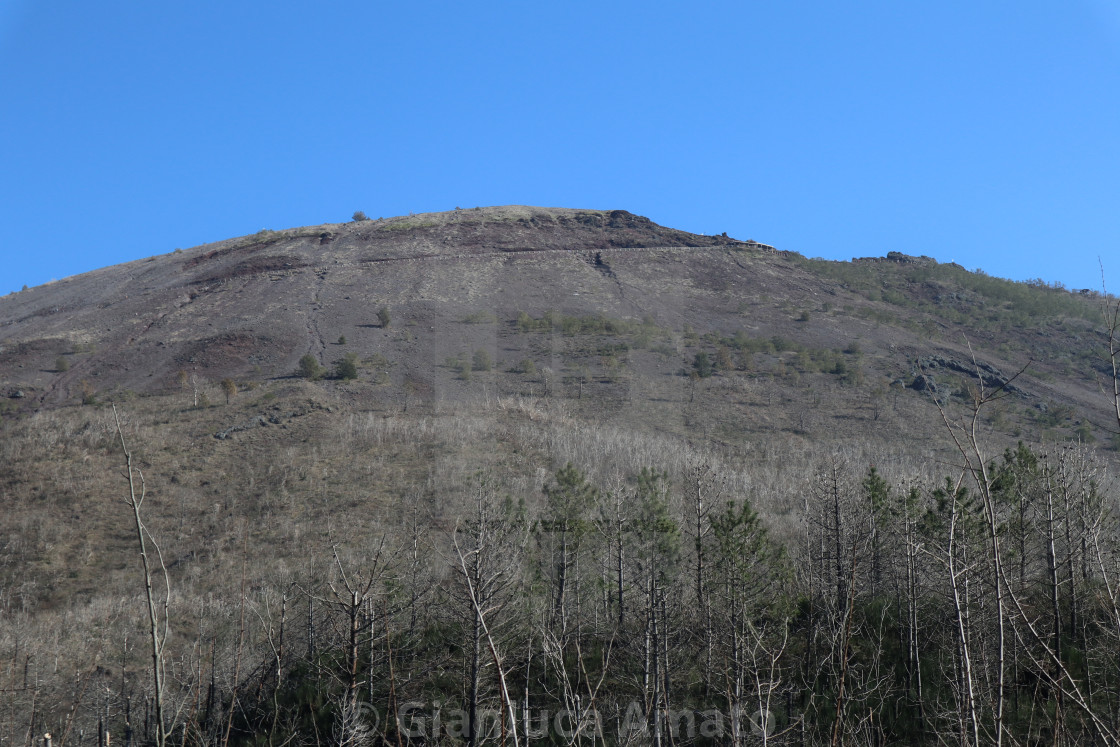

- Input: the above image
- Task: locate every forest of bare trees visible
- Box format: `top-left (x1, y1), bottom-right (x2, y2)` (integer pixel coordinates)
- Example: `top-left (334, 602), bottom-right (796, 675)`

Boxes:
top-left (5, 442), bottom-right (1120, 744)
top-left (3, 301), bottom-right (1120, 747)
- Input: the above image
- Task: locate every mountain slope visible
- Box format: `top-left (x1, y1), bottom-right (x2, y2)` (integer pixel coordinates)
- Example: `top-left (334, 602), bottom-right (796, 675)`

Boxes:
top-left (0, 206), bottom-right (1113, 448)
top-left (3, 207), bottom-right (1120, 745)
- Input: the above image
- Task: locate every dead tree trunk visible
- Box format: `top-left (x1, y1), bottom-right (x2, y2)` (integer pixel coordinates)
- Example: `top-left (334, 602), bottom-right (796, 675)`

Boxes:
top-left (114, 407), bottom-right (172, 747)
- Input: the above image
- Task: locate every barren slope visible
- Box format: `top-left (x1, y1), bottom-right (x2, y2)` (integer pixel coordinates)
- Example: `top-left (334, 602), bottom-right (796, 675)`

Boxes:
top-left (0, 205), bottom-right (1114, 449)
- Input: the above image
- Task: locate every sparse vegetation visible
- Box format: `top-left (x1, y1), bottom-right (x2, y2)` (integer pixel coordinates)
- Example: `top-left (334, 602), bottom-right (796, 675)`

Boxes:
top-left (445, 353), bottom-right (472, 380)
top-left (364, 353), bottom-right (392, 385)
top-left (335, 352), bottom-right (359, 380)
top-left (714, 345), bottom-right (734, 372)
top-left (462, 310), bottom-right (497, 324)
top-left (298, 353), bottom-right (324, 380)
top-left (514, 310), bottom-right (664, 342)
top-left (693, 350), bottom-right (713, 378)
top-left (471, 348), bottom-right (491, 372)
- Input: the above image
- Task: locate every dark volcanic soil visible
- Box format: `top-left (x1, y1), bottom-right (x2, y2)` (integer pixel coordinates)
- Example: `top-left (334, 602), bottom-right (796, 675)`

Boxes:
top-left (0, 205), bottom-right (1113, 453)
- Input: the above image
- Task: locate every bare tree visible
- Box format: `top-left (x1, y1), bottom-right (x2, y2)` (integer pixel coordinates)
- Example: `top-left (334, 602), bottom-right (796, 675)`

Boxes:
top-left (332, 696), bottom-right (373, 747)
top-left (930, 350), bottom-right (1030, 746)
top-left (113, 407), bottom-right (188, 747)
top-left (685, 459), bottom-right (720, 692)
top-left (452, 473), bottom-right (527, 747)
top-left (1106, 293), bottom-right (1120, 433)
top-left (321, 539), bottom-right (388, 711)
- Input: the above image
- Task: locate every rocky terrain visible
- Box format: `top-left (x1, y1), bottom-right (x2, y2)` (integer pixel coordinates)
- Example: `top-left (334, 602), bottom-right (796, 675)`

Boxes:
top-left (1, 206), bottom-right (1113, 447)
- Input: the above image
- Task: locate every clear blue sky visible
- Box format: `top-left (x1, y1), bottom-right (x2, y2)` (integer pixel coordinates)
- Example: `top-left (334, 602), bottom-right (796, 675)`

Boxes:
top-left (2, 1), bottom-right (1119, 296)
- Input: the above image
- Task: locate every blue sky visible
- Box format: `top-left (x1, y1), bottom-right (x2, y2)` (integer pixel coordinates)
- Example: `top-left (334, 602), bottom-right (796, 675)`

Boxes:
top-left (2, 1), bottom-right (1119, 296)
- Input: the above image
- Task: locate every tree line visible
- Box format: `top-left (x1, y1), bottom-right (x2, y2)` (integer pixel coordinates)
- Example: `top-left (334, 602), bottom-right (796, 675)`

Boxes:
top-left (46, 436), bottom-right (1119, 747)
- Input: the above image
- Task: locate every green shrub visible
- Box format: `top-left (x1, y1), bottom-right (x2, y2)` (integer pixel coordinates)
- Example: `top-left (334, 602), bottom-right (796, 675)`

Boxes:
top-left (472, 349), bottom-right (492, 372)
top-left (693, 351), bottom-right (713, 378)
top-left (462, 311), bottom-right (497, 324)
top-left (516, 311), bottom-right (534, 332)
top-left (335, 353), bottom-right (359, 380)
top-left (1073, 424), bottom-right (1095, 443)
top-left (445, 355), bottom-right (472, 380)
top-left (298, 354), bottom-right (324, 381)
